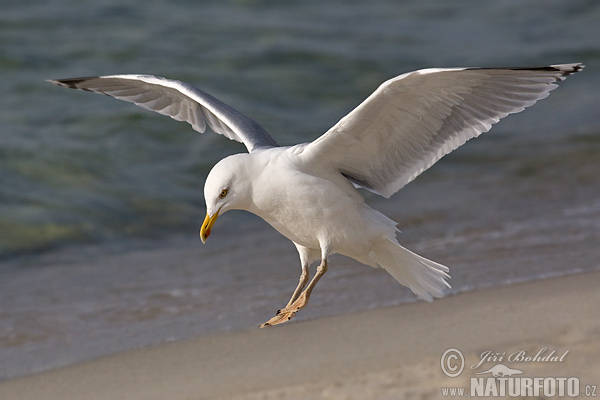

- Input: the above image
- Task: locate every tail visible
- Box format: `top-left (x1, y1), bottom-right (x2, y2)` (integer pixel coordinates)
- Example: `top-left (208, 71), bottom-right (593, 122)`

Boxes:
top-left (370, 239), bottom-right (451, 301)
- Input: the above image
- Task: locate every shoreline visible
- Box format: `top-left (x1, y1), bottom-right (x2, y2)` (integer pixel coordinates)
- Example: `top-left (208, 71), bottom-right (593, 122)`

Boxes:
top-left (1, 270), bottom-right (598, 399)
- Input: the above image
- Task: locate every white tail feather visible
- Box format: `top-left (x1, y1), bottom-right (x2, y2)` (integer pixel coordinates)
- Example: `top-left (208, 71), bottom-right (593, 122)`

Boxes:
top-left (370, 239), bottom-right (451, 301)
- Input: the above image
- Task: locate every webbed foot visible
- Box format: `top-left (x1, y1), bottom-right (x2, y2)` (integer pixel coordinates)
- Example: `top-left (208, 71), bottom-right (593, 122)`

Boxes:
top-left (259, 310), bottom-right (297, 328)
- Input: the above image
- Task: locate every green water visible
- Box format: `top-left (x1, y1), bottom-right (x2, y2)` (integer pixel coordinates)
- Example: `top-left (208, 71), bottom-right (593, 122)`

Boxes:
top-left (1, 0), bottom-right (599, 257)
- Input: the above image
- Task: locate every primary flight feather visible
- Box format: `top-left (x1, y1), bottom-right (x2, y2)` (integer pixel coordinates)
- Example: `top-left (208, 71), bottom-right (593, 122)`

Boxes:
top-left (49, 63), bottom-right (582, 327)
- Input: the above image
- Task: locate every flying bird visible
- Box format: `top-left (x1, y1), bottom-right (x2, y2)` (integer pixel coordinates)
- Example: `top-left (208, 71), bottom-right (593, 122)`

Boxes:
top-left (49, 63), bottom-right (582, 327)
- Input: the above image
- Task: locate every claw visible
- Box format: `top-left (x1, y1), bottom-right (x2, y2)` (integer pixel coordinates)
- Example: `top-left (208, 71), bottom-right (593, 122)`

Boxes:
top-left (259, 311), bottom-right (297, 328)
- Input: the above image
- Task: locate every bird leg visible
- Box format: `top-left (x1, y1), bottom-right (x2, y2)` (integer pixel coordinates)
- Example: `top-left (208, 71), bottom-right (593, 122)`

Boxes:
top-left (285, 262), bottom-right (310, 308)
top-left (260, 259), bottom-right (328, 328)
top-left (281, 258), bottom-right (328, 313)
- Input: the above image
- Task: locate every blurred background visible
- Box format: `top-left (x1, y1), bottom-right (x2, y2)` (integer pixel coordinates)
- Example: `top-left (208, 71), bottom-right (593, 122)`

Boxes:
top-left (1, 0), bottom-right (599, 381)
top-left (1, 0), bottom-right (598, 256)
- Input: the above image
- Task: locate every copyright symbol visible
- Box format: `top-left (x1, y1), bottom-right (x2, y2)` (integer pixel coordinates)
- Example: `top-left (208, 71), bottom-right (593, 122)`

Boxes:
top-left (441, 348), bottom-right (464, 377)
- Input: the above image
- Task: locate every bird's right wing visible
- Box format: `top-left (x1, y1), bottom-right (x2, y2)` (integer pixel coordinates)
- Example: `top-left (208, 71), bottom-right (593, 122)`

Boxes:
top-left (302, 64), bottom-right (583, 197)
top-left (49, 75), bottom-right (279, 153)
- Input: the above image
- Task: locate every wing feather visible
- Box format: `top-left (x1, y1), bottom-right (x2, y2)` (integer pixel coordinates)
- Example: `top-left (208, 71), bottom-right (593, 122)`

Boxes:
top-left (303, 63), bottom-right (583, 197)
top-left (48, 75), bottom-right (279, 153)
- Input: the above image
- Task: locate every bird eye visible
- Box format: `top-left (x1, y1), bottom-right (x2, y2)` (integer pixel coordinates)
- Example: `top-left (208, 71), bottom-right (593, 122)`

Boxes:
top-left (219, 189), bottom-right (228, 198)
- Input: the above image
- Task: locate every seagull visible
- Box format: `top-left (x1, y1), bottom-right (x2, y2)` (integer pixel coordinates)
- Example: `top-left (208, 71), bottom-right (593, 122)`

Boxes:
top-left (49, 63), bottom-right (582, 327)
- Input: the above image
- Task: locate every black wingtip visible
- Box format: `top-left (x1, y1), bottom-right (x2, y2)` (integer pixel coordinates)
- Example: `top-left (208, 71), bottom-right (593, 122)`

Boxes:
top-left (47, 77), bottom-right (99, 91)
top-left (465, 63), bottom-right (584, 82)
top-left (512, 63), bottom-right (584, 79)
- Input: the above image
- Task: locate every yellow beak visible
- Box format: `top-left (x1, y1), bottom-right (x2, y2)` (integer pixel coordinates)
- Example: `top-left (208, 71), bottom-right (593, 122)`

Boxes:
top-left (200, 210), bottom-right (220, 244)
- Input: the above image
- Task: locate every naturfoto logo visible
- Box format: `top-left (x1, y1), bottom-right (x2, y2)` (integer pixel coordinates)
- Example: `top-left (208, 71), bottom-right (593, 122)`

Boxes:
top-left (440, 347), bottom-right (597, 398)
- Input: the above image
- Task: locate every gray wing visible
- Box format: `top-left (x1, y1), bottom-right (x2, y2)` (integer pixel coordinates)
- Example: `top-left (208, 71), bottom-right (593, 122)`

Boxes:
top-left (302, 63), bottom-right (583, 198)
top-left (48, 74), bottom-right (278, 153)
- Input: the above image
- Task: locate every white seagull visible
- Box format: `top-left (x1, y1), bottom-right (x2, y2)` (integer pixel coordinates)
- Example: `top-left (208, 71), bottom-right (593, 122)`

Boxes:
top-left (50, 63), bottom-right (582, 327)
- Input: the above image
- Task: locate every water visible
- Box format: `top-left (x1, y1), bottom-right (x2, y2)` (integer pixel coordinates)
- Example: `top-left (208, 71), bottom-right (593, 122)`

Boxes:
top-left (1, 0), bottom-right (599, 255)
top-left (1, 0), bottom-right (600, 380)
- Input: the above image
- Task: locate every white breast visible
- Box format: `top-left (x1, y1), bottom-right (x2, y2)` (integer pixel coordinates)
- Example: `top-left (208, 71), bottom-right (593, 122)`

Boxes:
top-left (245, 148), bottom-right (394, 255)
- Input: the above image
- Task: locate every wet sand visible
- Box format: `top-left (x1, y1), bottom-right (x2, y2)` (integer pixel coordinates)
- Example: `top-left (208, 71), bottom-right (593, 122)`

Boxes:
top-left (1, 270), bottom-right (598, 400)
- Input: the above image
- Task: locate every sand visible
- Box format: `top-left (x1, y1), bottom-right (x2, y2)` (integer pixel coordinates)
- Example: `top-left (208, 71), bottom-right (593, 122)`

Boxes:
top-left (1, 270), bottom-right (598, 400)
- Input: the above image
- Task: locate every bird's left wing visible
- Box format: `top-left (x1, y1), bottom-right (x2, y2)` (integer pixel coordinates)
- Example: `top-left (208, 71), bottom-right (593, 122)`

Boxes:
top-left (302, 64), bottom-right (583, 197)
top-left (49, 75), bottom-right (278, 153)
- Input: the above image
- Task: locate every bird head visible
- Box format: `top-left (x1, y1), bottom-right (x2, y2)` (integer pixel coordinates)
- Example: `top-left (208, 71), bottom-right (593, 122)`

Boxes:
top-left (200, 154), bottom-right (251, 243)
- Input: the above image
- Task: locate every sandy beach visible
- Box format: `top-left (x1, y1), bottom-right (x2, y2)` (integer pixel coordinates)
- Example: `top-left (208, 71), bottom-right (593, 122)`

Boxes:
top-left (1, 270), bottom-right (598, 400)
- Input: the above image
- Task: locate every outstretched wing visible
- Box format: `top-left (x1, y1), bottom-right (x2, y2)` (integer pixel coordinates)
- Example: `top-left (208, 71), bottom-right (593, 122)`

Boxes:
top-left (303, 63), bottom-right (583, 197)
top-left (49, 75), bottom-right (279, 153)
